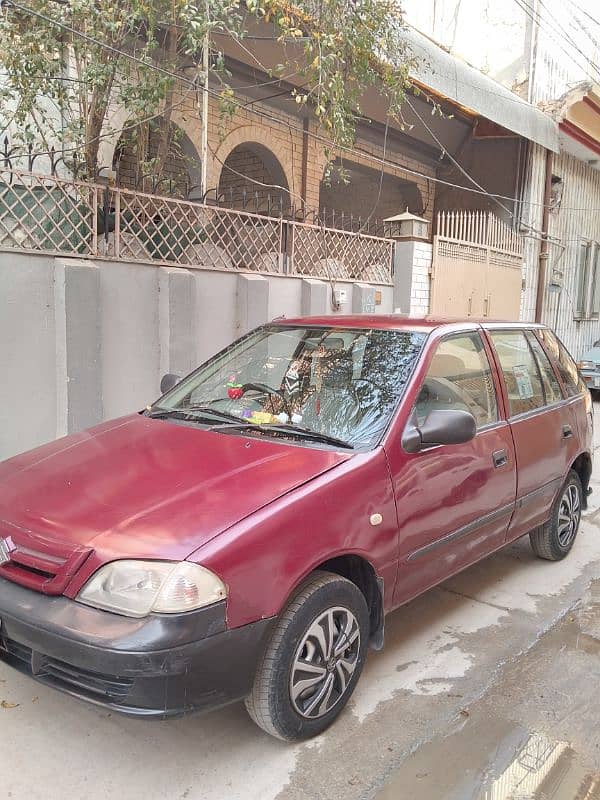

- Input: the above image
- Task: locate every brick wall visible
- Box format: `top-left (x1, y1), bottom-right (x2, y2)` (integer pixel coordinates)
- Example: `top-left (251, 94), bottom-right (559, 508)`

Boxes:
top-left (218, 145), bottom-right (287, 212)
top-left (409, 242), bottom-right (432, 316)
top-left (319, 167), bottom-right (425, 230)
top-left (114, 124), bottom-right (190, 197)
top-left (107, 87), bottom-right (437, 225)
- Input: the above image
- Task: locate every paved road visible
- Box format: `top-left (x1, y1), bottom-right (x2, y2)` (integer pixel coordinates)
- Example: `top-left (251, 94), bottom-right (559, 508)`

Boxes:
top-left (2, 412), bottom-right (600, 800)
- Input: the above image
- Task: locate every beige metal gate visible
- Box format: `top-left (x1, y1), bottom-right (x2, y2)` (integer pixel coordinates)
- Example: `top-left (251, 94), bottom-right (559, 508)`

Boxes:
top-left (430, 211), bottom-right (524, 320)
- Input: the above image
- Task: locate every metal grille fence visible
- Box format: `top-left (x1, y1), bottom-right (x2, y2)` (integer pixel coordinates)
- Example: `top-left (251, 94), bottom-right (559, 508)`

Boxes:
top-left (0, 170), bottom-right (96, 255)
top-left (436, 209), bottom-right (523, 258)
top-left (290, 221), bottom-right (394, 283)
top-left (0, 169), bottom-right (394, 284)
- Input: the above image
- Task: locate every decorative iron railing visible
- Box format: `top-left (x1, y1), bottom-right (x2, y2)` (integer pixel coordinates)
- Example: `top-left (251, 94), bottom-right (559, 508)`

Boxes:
top-left (435, 210), bottom-right (523, 256)
top-left (0, 168), bottom-right (394, 284)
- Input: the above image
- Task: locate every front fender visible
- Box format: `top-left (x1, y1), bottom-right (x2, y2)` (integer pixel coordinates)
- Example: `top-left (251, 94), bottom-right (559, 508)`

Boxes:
top-left (189, 448), bottom-right (398, 629)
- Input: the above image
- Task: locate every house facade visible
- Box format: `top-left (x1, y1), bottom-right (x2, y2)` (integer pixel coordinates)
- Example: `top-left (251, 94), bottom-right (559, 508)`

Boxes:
top-left (402, 0), bottom-right (600, 357)
top-left (0, 8), bottom-right (595, 457)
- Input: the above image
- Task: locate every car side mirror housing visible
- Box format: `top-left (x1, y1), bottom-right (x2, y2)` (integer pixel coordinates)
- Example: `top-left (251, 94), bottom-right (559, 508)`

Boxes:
top-left (402, 409), bottom-right (476, 453)
top-left (160, 373), bottom-right (181, 394)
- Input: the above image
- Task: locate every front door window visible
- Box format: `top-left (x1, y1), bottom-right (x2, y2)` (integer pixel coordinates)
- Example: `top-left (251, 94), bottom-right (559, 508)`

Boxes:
top-left (414, 333), bottom-right (498, 428)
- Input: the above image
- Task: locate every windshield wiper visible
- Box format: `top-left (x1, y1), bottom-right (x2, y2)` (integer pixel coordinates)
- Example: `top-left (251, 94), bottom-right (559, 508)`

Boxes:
top-left (146, 405), bottom-right (242, 424)
top-left (180, 405), bottom-right (243, 424)
top-left (267, 424), bottom-right (353, 449)
top-left (215, 422), bottom-right (354, 449)
top-left (146, 407), bottom-right (353, 448)
top-left (146, 406), bottom-right (185, 419)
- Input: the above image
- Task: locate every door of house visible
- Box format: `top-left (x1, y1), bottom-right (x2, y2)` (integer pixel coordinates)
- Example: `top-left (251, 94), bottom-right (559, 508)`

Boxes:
top-left (429, 211), bottom-right (523, 320)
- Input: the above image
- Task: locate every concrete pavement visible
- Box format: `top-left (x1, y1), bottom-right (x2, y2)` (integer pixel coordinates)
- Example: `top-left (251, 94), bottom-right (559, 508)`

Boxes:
top-left (2, 413), bottom-right (600, 799)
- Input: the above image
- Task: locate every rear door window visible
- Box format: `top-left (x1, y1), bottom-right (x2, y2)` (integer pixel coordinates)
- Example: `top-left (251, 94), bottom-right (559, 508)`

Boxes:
top-left (489, 331), bottom-right (546, 416)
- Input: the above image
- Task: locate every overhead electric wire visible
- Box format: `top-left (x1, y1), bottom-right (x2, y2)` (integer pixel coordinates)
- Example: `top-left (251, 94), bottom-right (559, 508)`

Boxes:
top-left (7, 0), bottom-right (600, 216)
top-left (533, 0), bottom-right (600, 79)
top-left (561, 0), bottom-right (600, 34)
top-left (516, 0), bottom-right (600, 80)
top-left (563, 0), bottom-right (600, 53)
top-left (513, 0), bottom-right (600, 84)
top-left (404, 96), bottom-right (515, 220)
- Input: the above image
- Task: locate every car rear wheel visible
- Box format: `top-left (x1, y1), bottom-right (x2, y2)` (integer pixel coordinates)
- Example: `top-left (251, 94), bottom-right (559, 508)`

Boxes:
top-left (530, 470), bottom-right (582, 561)
top-left (245, 570), bottom-right (369, 741)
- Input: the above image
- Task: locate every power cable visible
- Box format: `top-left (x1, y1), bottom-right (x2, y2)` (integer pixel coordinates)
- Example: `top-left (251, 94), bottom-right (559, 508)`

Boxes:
top-left (562, 0), bottom-right (600, 53)
top-left (8, 0), bottom-right (600, 215)
top-left (563, 0), bottom-right (600, 30)
top-left (404, 96), bottom-right (515, 220)
top-left (535, 0), bottom-right (600, 78)
top-left (513, 0), bottom-right (600, 84)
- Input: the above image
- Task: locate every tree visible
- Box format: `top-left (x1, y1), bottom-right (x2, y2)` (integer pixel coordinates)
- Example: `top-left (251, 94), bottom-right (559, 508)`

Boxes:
top-left (0, 0), bottom-right (413, 182)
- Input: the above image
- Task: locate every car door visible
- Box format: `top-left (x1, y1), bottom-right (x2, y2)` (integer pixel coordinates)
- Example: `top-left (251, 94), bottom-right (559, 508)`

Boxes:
top-left (486, 327), bottom-right (579, 540)
top-left (387, 330), bottom-right (517, 608)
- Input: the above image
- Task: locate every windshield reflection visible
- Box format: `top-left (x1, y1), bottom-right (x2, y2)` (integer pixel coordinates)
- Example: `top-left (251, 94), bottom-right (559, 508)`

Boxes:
top-left (154, 325), bottom-right (426, 449)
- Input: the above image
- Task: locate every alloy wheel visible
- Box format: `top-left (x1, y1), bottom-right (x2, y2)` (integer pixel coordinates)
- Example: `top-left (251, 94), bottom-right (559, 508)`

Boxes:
top-left (289, 606), bottom-right (361, 719)
top-left (557, 483), bottom-right (581, 548)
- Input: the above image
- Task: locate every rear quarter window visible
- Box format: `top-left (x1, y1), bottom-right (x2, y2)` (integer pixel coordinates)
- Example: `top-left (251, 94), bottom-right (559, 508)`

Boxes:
top-left (537, 329), bottom-right (585, 397)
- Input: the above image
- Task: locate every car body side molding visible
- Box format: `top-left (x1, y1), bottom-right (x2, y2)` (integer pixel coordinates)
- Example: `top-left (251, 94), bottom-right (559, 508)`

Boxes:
top-left (406, 502), bottom-right (515, 562)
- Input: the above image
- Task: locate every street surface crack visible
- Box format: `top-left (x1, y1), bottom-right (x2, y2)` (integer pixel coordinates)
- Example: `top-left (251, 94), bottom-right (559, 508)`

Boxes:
top-left (438, 585), bottom-right (512, 612)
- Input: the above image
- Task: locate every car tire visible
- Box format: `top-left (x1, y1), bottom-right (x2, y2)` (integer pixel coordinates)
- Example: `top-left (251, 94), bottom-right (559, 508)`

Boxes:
top-left (530, 470), bottom-right (583, 561)
top-left (244, 570), bottom-right (369, 741)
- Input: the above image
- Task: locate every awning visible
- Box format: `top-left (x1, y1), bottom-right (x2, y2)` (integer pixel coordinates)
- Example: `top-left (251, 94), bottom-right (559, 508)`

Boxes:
top-left (403, 27), bottom-right (559, 153)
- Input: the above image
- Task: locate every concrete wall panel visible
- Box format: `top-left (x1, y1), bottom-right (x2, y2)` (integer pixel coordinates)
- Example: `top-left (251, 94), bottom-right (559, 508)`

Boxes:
top-left (0, 252), bottom-right (396, 460)
top-left (158, 267), bottom-right (197, 378)
top-left (236, 273), bottom-right (269, 335)
top-left (62, 259), bottom-right (102, 434)
top-left (0, 252), bottom-right (57, 460)
top-left (99, 260), bottom-right (160, 417)
top-left (194, 270), bottom-right (238, 364)
top-left (269, 276), bottom-right (303, 321)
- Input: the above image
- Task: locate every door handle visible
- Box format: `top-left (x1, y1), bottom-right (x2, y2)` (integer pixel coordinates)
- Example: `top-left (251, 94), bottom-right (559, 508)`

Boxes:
top-left (561, 425), bottom-right (573, 440)
top-left (492, 449), bottom-right (508, 468)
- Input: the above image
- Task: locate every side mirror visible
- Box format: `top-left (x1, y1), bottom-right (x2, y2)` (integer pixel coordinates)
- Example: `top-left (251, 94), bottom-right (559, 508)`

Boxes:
top-left (402, 409), bottom-right (476, 453)
top-left (160, 373), bottom-right (181, 394)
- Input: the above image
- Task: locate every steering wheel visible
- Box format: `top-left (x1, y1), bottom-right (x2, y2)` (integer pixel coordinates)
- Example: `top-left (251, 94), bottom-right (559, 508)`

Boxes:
top-left (417, 377), bottom-right (472, 412)
top-left (241, 382), bottom-right (290, 416)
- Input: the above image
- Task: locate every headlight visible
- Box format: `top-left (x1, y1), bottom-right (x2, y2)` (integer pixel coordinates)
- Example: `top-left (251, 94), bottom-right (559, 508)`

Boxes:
top-left (577, 360), bottom-right (595, 370)
top-left (77, 560), bottom-right (227, 617)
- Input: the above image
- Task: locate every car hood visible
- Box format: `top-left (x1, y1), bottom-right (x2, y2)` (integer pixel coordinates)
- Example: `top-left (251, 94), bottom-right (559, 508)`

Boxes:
top-left (0, 414), bottom-right (351, 563)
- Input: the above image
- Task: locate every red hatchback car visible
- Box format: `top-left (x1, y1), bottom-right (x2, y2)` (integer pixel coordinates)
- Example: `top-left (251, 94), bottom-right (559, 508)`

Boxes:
top-left (0, 317), bottom-right (593, 740)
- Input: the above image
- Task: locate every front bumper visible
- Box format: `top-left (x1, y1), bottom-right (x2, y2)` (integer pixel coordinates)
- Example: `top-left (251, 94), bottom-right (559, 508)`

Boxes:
top-left (0, 576), bottom-right (275, 717)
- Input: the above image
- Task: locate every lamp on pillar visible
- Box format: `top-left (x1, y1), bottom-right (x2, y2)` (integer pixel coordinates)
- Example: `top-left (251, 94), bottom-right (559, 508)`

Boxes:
top-left (384, 208), bottom-right (429, 241)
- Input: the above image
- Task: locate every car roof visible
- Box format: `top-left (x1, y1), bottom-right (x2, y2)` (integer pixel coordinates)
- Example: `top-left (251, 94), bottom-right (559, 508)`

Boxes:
top-left (270, 315), bottom-right (546, 333)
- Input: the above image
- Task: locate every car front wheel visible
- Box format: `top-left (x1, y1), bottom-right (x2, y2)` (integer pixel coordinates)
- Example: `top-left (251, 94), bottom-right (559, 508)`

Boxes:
top-left (245, 570), bottom-right (369, 741)
top-left (530, 469), bottom-right (582, 561)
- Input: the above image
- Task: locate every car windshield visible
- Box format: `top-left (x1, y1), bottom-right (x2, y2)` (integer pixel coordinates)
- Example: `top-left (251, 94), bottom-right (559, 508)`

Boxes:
top-left (154, 325), bottom-right (426, 449)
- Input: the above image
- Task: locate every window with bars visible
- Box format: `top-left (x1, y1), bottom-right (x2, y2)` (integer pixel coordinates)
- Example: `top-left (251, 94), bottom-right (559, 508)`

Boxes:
top-left (575, 240), bottom-right (600, 320)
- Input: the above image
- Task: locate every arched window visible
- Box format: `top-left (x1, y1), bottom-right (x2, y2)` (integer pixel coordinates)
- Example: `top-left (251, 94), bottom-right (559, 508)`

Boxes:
top-left (218, 142), bottom-right (290, 215)
top-left (113, 122), bottom-right (201, 199)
